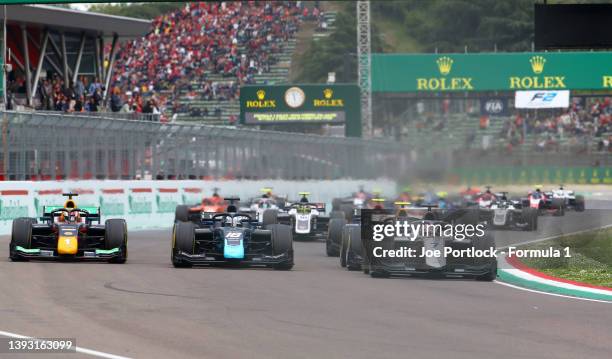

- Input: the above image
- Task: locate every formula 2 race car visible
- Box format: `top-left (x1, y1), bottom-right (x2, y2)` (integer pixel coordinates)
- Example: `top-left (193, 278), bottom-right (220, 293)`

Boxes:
top-left (550, 185), bottom-right (585, 212)
top-left (361, 208), bottom-right (497, 281)
top-left (9, 193), bottom-right (127, 263)
top-left (522, 187), bottom-right (565, 216)
top-left (479, 194), bottom-right (538, 231)
top-left (280, 192), bottom-right (330, 240)
top-left (172, 198), bottom-right (293, 269)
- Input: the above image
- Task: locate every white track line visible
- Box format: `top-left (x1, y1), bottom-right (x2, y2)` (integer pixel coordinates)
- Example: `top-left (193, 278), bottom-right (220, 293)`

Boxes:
top-left (0, 330), bottom-right (132, 359)
top-left (494, 280), bottom-right (612, 304)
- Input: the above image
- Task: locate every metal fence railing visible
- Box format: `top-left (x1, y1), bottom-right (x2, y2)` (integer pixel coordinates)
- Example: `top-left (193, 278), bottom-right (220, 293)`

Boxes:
top-left (0, 111), bottom-right (411, 181)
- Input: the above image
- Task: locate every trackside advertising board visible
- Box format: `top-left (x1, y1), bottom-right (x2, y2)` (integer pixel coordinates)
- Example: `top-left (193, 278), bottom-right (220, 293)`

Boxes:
top-left (372, 52), bottom-right (612, 92)
top-left (515, 90), bottom-right (570, 109)
top-left (239, 84), bottom-right (362, 137)
top-left (0, 179), bottom-right (395, 235)
top-left (454, 166), bottom-right (612, 185)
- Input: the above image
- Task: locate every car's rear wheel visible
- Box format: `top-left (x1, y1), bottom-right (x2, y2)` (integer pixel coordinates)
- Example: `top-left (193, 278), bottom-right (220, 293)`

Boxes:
top-left (331, 198), bottom-right (342, 211)
top-left (340, 226), bottom-right (349, 267)
top-left (105, 219), bottom-right (128, 264)
top-left (477, 261), bottom-right (498, 281)
top-left (551, 198), bottom-right (565, 216)
top-left (575, 195), bottom-right (585, 211)
top-left (329, 210), bottom-right (345, 219)
top-left (522, 208), bottom-right (538, 231)
top-left (326, 217), bottom-right (346, 257)
top-left (474, 231), bottom-right (497, 281)
top-left (262, 209), bottom-right (278, 226)
top-left (362, 258), bottom-right (370, 274)
top-left (347, 226), bottom-right (362, 271)
top-left (10, 217), bottom-right (33, 262)
top-left (175, 205), bottom-right (190, 222)
top-left (172, 221), bottom-right (195, 268)
top-left (269, 224), bottom-right (293, 270)
top-left (340, 204), bottom-right (354, 221)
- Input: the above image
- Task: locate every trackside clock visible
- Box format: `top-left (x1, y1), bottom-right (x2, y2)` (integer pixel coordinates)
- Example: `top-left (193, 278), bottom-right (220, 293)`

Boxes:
top-left (284, 87), bottom-right (306, 108)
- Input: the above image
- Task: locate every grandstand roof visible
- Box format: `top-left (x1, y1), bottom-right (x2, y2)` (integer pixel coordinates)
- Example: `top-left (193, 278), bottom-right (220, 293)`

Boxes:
top-left (0, 5), bottom-right (150, 37)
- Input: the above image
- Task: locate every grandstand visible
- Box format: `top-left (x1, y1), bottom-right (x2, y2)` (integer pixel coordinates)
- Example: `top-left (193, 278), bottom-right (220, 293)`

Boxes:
top-left (1, 5), bottom-right (150, 111)
top-left (170, 37), bottom-right (297, 124)
top-left (108, 1), bottom-right (325, 125)
top-left (400, 100), bottom-right (612, 157)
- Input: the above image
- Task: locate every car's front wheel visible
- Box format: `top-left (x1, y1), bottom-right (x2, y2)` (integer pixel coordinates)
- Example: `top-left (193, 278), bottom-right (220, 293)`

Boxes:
top-left (9, 217), bottom-right (33, 262)
top-left (172, 222), bottom-right (195, 268)
top-left (105, 219), bottom-right (128, 264)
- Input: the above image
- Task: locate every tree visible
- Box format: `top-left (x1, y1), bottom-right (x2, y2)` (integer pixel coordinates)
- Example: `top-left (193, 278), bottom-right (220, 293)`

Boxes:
top-left (295, 3), bottom-right (386, 83)
top-left (379, 0), bottom-right (534, 52)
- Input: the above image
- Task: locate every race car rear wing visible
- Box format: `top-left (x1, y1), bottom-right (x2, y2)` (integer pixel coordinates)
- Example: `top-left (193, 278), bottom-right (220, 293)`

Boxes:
top-left (284, 202), bottom-right (326, 212)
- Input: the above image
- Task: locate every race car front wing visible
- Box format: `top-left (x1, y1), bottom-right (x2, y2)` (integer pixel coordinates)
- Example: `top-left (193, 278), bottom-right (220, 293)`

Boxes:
top-left (13, 246), bottom-right (124, 260)
top-left (174, 250), bottom-right (292, 266)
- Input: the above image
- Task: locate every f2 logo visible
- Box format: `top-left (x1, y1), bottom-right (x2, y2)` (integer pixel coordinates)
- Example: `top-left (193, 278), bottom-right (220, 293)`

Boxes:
top-left (530, 92), bottom-right (556, 102)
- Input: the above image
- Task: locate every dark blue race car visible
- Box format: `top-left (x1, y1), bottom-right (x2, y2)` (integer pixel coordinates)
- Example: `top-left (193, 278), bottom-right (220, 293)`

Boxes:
top-left (171, 198), bottom-right (293, 270)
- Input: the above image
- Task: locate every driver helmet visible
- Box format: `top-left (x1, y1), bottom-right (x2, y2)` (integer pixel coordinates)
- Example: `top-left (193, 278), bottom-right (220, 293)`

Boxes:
top-left (210, 192), bottom-right (222, 204)
top-left (60, 210), bottom-right (80, 223)
top-left (300, 196), bottom-right (309, 203)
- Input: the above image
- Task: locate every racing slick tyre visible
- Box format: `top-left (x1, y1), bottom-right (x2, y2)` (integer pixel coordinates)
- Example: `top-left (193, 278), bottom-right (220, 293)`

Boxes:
top-left (347, 226), bottom-right (362, 271)
top-left (268, 224), bottom-right (294, 270)
top-left (329, 210), bottom-right (345, 219)
top-left (575, 195), bottom-right (585, 212)
top-left (9, 217), bottom-right (33, 261)
top-left (474, 231), bottom-right (497, 281)
top-left (262, 209), bottom-right (278, 226)
top-left (172, 222), bottom-right (195, 268)
top-left (340, 204), bottom-right (354, 221)
top-left (332, 198), bottom-right (342, 211)
top-left (175, 205), bottom-right (190, 222)
top-left (340, 226), bottom-right (349, 267)
top-left (477, 260), bottom-right (498, 282)
top-left (105, 219), bottom-right (128, 264)
top-left (362, 258), bottom-right (370, 274)
top-left (326, 217), bottom-right (346, 257)
top-left (551, 198), bottom-right (565, 216)
top-left (522, 208), bottom-right (538, 231)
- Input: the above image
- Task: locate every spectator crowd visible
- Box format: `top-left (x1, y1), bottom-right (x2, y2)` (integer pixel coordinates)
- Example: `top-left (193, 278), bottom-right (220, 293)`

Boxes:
top-left (5, 1), bottom-right (316, 121)
top-left (500, 97), bottom-right (612, 153)
top-left (110, 1), bottom-right (303, 118)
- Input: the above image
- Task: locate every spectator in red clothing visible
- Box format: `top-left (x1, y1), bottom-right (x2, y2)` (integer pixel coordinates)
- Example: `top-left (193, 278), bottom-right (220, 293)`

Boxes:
top-left (109, 1), bottom-right (300, 117)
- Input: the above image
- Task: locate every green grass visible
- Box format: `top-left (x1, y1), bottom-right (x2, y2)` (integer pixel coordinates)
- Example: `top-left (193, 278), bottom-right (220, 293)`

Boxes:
top-left (520, 227), bottom-right (612, 288)
top-left (373, 15), bottom-right (422, 53)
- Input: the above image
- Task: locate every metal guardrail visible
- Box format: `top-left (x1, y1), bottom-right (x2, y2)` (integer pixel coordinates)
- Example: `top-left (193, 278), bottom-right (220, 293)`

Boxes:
top-left (25, 111), bottom-right (162, 122)
top-left (0, 111), bottom-right (410, 181)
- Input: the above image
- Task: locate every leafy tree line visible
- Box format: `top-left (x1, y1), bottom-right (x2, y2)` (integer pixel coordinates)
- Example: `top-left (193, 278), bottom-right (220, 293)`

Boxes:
top-left (297, 0), bottom-right (536, 83)
top-left (296, 2), bottom-right (386, 84)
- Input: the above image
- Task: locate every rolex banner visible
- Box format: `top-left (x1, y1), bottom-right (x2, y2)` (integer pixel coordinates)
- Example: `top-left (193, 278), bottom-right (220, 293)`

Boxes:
top-left (239, 84), bottom-right (362, 137)
top-left (372, 52), bottom-right (612, 92)
top-left (515, 90), bottom-right (570, 109)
